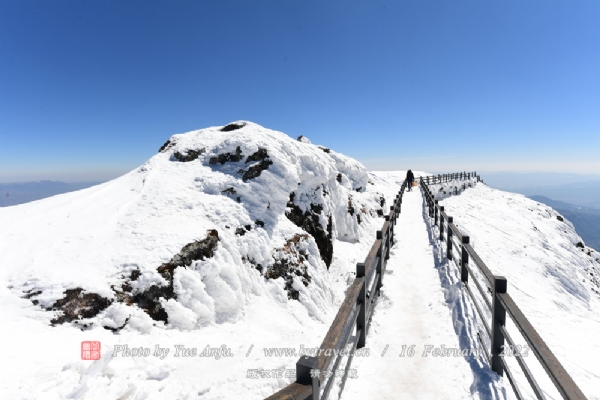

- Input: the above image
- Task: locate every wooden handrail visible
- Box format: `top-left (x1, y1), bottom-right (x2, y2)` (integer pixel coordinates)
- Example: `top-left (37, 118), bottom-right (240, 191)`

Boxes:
top-left (420, 173), bottom-right (588, 400)
top-left (266, 180), bottom-right (408, 399)
top-left (498, 293), bottom-right (587, 400)
top-left (318, 277), bottom-right (364, 373)
top-left (266, 383), bottom-right (312, 400)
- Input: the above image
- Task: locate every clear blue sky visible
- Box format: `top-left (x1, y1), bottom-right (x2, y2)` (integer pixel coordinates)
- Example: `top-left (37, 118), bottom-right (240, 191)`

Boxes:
top-left (1, 0), bottom-right (599, 182)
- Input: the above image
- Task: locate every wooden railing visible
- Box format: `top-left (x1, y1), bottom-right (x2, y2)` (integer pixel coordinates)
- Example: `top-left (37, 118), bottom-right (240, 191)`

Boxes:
top-left (421, 173), bottom-right (587, 400)
top-left (265, 179), bottom-right (409, 400)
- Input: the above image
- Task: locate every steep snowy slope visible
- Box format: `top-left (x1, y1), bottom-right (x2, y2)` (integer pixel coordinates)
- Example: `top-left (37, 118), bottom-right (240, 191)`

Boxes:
top-left (433, 181), bottom-right (600, 399)
top-left (0, 122), bottom-right (393, 399)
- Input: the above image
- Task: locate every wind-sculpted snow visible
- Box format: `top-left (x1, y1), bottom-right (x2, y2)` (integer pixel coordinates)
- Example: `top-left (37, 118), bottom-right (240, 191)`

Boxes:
top-left (0, 121), bottom-right (386, 333)
top-left (0, 122), bottom-right (399, 399)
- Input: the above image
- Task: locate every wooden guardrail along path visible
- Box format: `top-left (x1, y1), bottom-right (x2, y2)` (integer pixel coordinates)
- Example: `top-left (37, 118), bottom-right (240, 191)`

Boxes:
top-left (266, 179), bottom-right (408, 400)
top-left (266, 172), bottom-right (587, 400)
top-left (421, 172), bottom-right (587, 400)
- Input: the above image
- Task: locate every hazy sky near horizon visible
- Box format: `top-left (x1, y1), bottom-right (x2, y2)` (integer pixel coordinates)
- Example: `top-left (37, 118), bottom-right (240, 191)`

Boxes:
top-left (1, 1), bottom-right (599, 182)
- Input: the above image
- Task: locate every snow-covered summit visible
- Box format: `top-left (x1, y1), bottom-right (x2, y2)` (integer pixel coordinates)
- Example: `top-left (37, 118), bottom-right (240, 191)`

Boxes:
top-left (3, 130), bottom-right (598, 398)
top-left (0, 121), bottom-right (388, 333)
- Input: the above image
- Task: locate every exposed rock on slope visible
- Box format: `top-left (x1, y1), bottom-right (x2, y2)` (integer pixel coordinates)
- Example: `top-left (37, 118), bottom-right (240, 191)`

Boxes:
top-left (4, 121), bottom-right (386, 331)
top-left (285, 192), bottom-right (333, 268)
top-left (267, 234), bottom-right (313, 300)
top-left (132, 230), bottom-right (219, 322)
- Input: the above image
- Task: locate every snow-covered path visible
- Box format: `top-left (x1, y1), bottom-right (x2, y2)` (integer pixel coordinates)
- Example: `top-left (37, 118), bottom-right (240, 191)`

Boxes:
top-left (342, 187), bottom-right (504, 399)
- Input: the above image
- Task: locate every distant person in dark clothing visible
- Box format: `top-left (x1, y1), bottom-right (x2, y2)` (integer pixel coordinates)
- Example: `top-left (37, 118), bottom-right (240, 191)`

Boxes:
top-left (406, 169), bottom-right (414, 191)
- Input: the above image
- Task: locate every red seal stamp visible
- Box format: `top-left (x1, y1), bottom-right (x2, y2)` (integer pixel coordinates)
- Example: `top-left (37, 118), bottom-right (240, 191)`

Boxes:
top-left (81, 341), bottom-right (101, 360)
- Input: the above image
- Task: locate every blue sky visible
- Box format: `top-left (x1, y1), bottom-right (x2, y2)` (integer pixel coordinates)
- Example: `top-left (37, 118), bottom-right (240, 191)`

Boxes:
top-left (1, 0), bottom-right (599, 182)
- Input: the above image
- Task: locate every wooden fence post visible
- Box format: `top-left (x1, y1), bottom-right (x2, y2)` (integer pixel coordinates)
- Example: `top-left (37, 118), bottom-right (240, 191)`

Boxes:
top-left (384, 219), bottom-right (390, 260)
top-left (378, 229), bottom-right (385, 291)
top-left (428, 194), bottom-right (433, 218)
top-left (398, 193), bottom-right (402, 214)
top-left (296, 355), bottom-right (319, 400)
top-left (376, 230), bottom-right (383, 294)
top-left (434, 200), bottom-right (439, 226)
top-left (491, 276), bottom-right (508, 376)
top-left (461, 236), bottom-right (469, 282)
top-left (377, 230), bottom-right (383, 267)
top-left (356, 262), bottom-right (366, 349)
top-left (446, 216), bottom-right (453, 260)
top-left (439, 207), bottom-right (445, 240)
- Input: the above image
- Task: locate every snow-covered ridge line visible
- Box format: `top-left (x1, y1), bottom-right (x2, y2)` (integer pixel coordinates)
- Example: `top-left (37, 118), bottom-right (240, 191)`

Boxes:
top-left (4, 121), bottom-right (391, 331)
top-left (1, 121), bottom-right (410, 399)
top-left (421, 174), bottom-right (588, 400)
top-left (268, 180), bottom-right (409, 400)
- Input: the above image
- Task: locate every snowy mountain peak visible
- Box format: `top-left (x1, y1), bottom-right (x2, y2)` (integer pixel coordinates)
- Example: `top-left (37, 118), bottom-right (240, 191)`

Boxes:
top-left (1, 121), bottom-right (388, 332)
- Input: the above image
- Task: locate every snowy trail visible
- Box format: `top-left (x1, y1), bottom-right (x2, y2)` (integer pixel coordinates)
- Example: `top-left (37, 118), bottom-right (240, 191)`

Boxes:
top-left (341, 187), bottom-right (500, 399)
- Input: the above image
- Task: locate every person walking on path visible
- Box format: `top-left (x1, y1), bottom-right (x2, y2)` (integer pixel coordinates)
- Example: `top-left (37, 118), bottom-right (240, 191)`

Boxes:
top-left (406, 169), bottom-right (415, 191)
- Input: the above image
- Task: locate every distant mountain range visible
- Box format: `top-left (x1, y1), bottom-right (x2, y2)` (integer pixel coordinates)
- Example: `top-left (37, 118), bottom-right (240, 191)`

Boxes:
top-left (0, 181), bottom-right (103, 207)
top-left (483, 172), bottom-right (600, 209)
top-left (529, 195), bottom-right (600, 251)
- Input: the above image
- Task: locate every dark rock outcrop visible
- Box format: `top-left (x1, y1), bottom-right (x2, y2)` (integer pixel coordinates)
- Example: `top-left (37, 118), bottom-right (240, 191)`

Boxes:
top-left (267, 234), bottom-right (312, 300)
top-left (174, 148), bottom-right (206, 162)
top-left (242, 256), bottom-right (263, 274)
top-left (49, 288), bottom-right (112, 325)
top-left (132, 230), bottom-right (219, 323)
top-left (159, 139), bottom-right (176, 153)
top-left (242, 149), bottom-right (273, 181)
top-left (220, 122), bottom-right (246, 132)
top-left (285, 193), bottom-right (333, 268)
top-left (209, 146), bottom-right (243, 165)
top-left (310, 203), bottom-right (323, 214)
top-left (23, 289), bottom-right (42, 305)
top-left (245, 148), bottom-right (269, 163)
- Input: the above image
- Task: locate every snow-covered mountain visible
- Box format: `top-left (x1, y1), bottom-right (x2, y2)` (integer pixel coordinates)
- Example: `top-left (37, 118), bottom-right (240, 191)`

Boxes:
top-left (0, 121), bottom-right (395, 398)
top-left (1, 122), bottom-right (597, 399)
